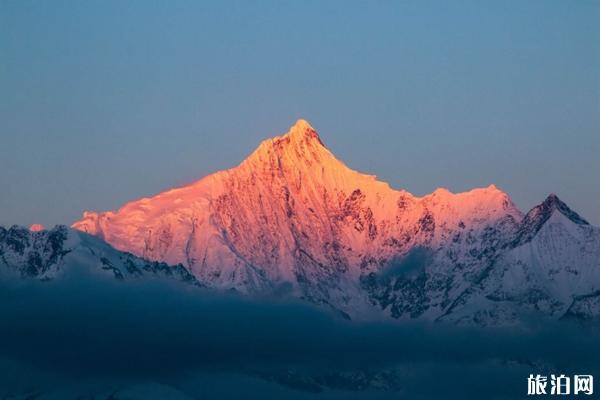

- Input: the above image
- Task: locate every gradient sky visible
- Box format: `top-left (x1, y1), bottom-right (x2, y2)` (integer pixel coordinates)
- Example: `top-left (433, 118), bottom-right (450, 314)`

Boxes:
top-left (1, 0), bottom-right (599, 227)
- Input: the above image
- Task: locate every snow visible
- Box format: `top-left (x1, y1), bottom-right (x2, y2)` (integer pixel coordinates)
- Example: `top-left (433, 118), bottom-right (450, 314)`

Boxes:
top-left (0, 225), bottom-right (199, 285)
top-left (29, 223), bottom-right (45, 232)
top-left (68, 120), bottom-right (600, 323)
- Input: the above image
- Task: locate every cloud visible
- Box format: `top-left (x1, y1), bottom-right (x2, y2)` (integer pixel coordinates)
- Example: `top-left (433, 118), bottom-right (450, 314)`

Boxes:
top-left (378, 247), bottom-right (432, 280)
top-left (0, 271), bottom-right (598, 399)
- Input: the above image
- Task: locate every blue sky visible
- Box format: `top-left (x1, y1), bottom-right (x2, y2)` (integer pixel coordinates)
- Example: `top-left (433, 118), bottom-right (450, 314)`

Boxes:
top-left (1, 0), bottom-right (599, 226)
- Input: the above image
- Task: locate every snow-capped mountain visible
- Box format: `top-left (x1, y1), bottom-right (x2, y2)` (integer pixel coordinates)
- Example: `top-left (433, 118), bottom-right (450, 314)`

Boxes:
top-left (71, 120), bottom-right (600, 322)
top-left (0, 225), bottom-right (197, 284)
top-left (436, 194), bottom-right (600, 325)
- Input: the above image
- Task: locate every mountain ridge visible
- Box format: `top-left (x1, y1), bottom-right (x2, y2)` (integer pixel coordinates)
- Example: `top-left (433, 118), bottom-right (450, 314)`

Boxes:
top-left (0, 224), bottom-right (198, 284)
top-left (69, 120), bottom-right (600, 322)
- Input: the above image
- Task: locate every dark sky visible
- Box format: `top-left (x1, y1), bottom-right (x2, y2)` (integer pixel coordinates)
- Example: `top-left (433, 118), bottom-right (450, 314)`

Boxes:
top-left (1, 0), bottom-right (599, 227)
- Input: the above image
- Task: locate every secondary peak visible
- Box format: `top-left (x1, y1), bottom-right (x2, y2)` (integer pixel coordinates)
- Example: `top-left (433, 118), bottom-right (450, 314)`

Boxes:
top-left (29, 223), bottom-right (46, 232)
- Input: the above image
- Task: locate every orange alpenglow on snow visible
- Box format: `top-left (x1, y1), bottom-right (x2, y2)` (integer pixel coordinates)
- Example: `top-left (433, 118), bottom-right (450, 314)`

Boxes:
top-left (72, 119), bottom-right (521, 294)
top-left (29, 224), bottom-right (46, 232)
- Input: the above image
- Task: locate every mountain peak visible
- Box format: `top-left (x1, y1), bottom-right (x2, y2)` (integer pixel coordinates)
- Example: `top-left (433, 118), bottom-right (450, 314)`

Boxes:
top-left (283, 119), bottom-right (323, 146)
top-left (510, 193), bottom-right (590, 247)
top-left (29, 223), bottom-right (45, 232)
top-left (543, 193), bottom-right (560, 204)
top-left (290, 118), bottom-right (314, 133)
top-left (539, 193), bottom-right (589, 225)
top-left (241, 119), bottom-right (330, 169)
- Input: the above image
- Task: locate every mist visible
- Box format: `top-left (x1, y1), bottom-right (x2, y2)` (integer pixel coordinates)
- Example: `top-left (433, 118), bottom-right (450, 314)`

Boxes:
top-left (0, 271), bottom-right (598, 399)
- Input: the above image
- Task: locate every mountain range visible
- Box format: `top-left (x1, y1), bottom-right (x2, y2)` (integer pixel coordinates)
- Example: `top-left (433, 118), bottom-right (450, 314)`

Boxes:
top-left (3, 120), bottom-right (599, 325)
top-left (0, 225), bottom-right (197, 284)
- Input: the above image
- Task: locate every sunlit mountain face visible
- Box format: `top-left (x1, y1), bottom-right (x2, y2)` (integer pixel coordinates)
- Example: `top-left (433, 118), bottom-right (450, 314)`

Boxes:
top-left (3, 0), bottom-right (597, 395)
top-left (68, 120), bottom-right (600, 324)
top-left (2, 120), bottom-right (600, 400)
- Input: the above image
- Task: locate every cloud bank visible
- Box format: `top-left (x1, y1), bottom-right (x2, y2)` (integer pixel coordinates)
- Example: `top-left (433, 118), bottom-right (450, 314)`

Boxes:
top-left (0, 271), bottom-right (598, 399)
